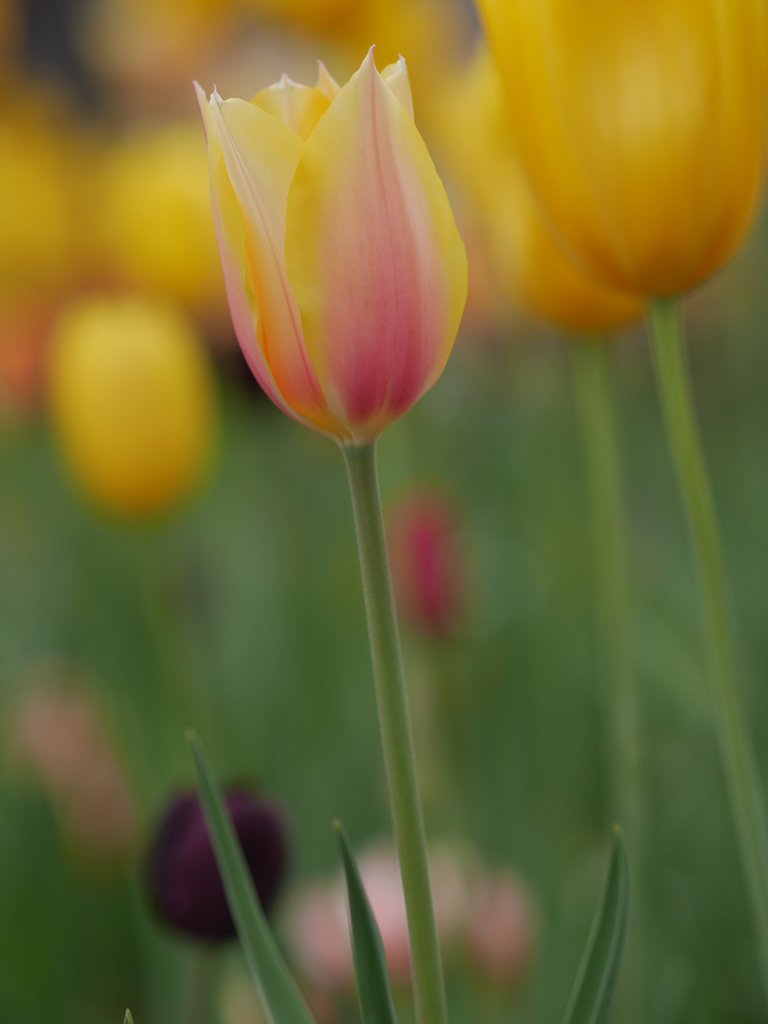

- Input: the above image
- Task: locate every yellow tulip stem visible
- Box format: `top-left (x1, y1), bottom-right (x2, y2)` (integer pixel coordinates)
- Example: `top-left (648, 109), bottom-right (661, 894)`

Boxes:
top-left (571, 342), bottom-right (644, 1020)
top-left (648, 298), bottom-right (768, 994)
top-left (343, 442), bottom-right (448, 1024)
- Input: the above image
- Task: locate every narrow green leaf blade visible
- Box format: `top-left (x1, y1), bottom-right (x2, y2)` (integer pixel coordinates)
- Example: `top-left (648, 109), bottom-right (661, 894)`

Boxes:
top-left (124, 1011), bottom-right (134, 1024)
top-left (334, 821), bottom-right (399, 1024)
top-left (188, 732), bottom-right (314, 1024)
top-left (562, 826), bottom-right (630, 1024)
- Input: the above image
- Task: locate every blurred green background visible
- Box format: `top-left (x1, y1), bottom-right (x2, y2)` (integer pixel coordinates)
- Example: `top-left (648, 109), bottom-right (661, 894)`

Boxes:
top-left (2, 0), bottom-right (768, 1023)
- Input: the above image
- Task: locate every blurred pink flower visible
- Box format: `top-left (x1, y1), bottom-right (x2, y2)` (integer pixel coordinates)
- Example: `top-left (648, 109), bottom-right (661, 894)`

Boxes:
top-left (388, 492), bottom-right (468, 637)
top-left (463, 870), bottom-right (537, 988)
top-left (5, 667), bottom-right (137, 865)
top-left (287, 841), bottom-right (468, 991)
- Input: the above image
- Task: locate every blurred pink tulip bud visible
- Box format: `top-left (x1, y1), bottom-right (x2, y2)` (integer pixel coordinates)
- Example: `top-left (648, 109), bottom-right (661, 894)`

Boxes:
top-left (388, 492), bottom-right (467, 637)
top-left (463, 870), bottom-right (537, 988)
top-left (287, 841), bottom-right (468, 991)
top-left (6, 667), bottom-right (137, 866)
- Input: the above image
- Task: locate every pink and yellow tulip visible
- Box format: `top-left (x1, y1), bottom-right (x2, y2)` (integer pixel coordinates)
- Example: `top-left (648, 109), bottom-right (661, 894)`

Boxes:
top-left (196, 51), bottom-right (467, 446)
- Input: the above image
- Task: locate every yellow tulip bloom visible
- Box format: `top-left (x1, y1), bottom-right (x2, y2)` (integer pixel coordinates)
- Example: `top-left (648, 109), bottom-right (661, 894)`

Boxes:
top-left (196, 51), bottom-right (467, 446)
top-left (94, 123), bottom-right (227, 322)
top-left (49, 296), bottom-right (216, 517)
top-left (476, 0), bottom-right (768, 297)
top-left (433, 47), bottom-right (642, 334)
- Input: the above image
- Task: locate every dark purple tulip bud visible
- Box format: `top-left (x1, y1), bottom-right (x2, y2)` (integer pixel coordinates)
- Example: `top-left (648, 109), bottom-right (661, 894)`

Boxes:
top-left (146, 787), bottom-right (288, 942)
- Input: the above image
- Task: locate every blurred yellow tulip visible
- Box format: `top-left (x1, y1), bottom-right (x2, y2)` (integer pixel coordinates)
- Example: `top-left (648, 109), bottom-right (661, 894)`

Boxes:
top-left (0, 110), bottom-right (81, 293)
top-left (433, 47), bottom-right (642, 335)
top-left (476, 0), bottom-right (768, 297)
top-left (48, 296), bottom-right (216, 517)
top-left (94, 123), bottom-right (228, 328)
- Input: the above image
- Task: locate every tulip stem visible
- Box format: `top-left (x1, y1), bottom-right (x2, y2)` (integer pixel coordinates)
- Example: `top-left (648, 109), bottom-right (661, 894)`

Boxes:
top-left (343, 442), bottom-right (447, 1024)
top-left (571, 342), bottom-right (644, 1022)
top-left (572, 343), bottom-right (640, 834)
top-left (648, 298), bottom-right (768, 995)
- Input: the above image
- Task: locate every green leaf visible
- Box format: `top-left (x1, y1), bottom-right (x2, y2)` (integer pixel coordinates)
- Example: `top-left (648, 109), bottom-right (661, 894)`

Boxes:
top-left (124, 1012), bottom-right (134, 1024)
top-left (562, 826), bottom-right (630, 1024)
top-left (187, 731), bottom-right (314, 1024)
top-left (334, 821), bottom-right (399, 1024)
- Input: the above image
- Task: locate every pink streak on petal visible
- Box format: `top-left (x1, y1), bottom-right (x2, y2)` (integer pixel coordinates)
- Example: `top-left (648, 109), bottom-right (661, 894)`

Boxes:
top-left (321, 54), bottom-right (448, 431)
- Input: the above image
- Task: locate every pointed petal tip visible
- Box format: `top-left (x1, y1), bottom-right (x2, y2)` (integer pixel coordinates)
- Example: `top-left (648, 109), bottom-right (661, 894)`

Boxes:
top-left (316, 59), bottom-right (341, 100)
top-left (193, 81), bottom-right (209, 139)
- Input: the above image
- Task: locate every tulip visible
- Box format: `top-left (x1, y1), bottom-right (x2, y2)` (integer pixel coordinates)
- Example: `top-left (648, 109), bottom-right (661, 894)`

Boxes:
top-left (477, 0), bottom-right (768, 997)
top-left (388, 491), bottom-right (467, 638)
top-left (146, 787), bottom-right (288, 942)
top-left (432, 46), bottom-right (642, 334)
top-left (48, 295), bottom-right (216, 517)
top-left (0, 105), bottom-right (81, 293)
top-left (463, 870), bottom-right (537, 988)
top-left (287, 841), bottom-right (468, 991)
top-left (476, 0), bottom-right (768, 298)
top-left (198, 53), bottom-right (466, 1024)
top-left (94, 123), bottom-right (228, 329)
top-left (195, 50), bottom-right (467, 446)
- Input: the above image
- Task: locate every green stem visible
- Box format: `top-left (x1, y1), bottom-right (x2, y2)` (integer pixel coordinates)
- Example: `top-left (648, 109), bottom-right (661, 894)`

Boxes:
top-left (571, 342), bottom-right (644, 1022)
top-left (178, 949), bottom-right (217, 1024)
top-left (571, 343), bottom-right (640, 837)
top-left (648, 298), bottom-right (768, 995)
top-left (343, 442), bottom-right (447, 1024)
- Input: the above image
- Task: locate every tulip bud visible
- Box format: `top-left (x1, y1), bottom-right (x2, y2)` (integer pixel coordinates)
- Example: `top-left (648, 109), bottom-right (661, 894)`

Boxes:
top-left (48, 295), bottom-right (216, 518)
top-left (476, 0), bottom-right (768, 297)
top-left (146, 787), bottom-right (288, 942)
top-left (196, 50), bottom-right (467, 446)
top-left (388, 492), bottom-right (467, 637)
top-left (463, 870), bottom-right (537, 989)
top-left (432, 47), bottom-right (642, 335)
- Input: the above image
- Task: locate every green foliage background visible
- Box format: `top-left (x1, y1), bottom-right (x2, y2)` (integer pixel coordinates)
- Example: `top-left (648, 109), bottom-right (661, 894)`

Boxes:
top-left (1, 224), bottom-right (768, 1024)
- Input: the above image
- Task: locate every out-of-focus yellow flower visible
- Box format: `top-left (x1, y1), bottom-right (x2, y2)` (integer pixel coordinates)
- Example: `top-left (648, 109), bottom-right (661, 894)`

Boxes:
top-left (196, 51), bottom-right (466, 446)
top-left (0, 110), bottom-right (81, 293)
top-left (476, 0), bottom-right (768, 297)
top-left (433, 48), bottom-right (642, 334)
top-left (48, 296), bottom-right (216, 517)
top-left (241, 0), bottom-right (356, 30)
top-left (94, 123), bottom-right (228, 327)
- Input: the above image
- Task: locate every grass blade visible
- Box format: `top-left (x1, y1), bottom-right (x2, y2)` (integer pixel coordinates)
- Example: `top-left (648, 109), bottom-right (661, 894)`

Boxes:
top-left (188, 731), bottom-right (314, 1024)
top-left (562, 826), bottom-right (630, 1024)
top-left (334, 821), bottom-right (399, 1024)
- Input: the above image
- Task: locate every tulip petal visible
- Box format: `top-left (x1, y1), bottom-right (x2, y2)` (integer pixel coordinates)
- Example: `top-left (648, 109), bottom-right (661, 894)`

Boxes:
top-left (196, 83), bottom-right (297, 419)
top-left (201, 87), bottom-right (347, 439)
top-left (284, 50), bottom-right (467, 445)
top-left (252, 75), bottom-right (331, 141)
top-left (316, 61), bottom-right (341, 101)
top-left (381, 57), bottom-right (414, 120)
